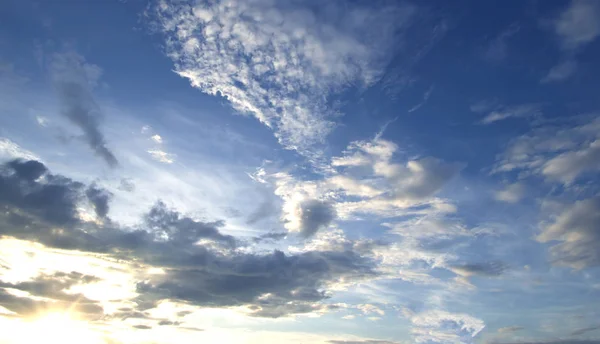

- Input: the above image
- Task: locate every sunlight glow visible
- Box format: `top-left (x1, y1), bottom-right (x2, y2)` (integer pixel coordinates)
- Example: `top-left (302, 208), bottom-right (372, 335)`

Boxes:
top-left (16, 312), bottom-right (106, 344)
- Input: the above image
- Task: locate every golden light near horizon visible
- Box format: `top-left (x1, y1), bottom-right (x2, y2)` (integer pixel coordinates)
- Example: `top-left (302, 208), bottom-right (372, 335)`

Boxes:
top-left (5, 312), bottom-right (107, 344)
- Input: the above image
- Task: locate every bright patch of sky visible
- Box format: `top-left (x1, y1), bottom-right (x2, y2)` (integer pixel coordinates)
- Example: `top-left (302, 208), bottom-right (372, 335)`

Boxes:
top-left (1, 0), bottom-right (600, 343)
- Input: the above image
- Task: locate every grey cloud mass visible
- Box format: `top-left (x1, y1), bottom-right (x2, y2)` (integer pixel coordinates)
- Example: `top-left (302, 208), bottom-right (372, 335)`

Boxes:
top-left (0, 159), bottom-right (378, 318)
top-left (50, 52), bottom-right (118, 167)
top-left (298, 199), bottom-right (336, 237)
top-left (86, 184), bottom-right (113, 219)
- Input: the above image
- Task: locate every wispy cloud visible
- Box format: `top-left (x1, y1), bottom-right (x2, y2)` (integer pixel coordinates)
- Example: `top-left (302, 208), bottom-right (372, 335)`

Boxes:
top-left (553, 0), bottom-right (600, 51)
top-left (480, 104), bottom-right (542, 125)
top-left (541, 60), bottom-right (577, 83)
top-left (49, 51), bottom-right (118, 167)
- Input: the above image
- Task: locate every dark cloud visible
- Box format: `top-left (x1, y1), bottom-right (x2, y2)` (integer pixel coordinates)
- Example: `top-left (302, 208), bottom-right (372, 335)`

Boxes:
top-left (50, 51), bottom-right (118, 167)
top-left (572, 326), bottom-right (600, 336)
top-left (132, 325), bottom-right (152, 330)
top-left (253, 232), bottom-right (287, 243)
top-left (144, 201), bottom-right (236, 247)
top-left (0, 159), bottom-right (84, 226)
top-left (298, 199), bottom-right (336, 237)
top-left (86, 184), bottom-right (112, 218)
top-left (7, 159), bottom-right (47, 181)
top-left (0, 159), bottom-right (379, 318)
top-left (135, 249), bottom-right (375, 316)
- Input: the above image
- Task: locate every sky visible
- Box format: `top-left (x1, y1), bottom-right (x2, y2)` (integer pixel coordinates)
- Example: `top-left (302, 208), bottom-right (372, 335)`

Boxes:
top-left (1, 0), bottom-right (600, 343)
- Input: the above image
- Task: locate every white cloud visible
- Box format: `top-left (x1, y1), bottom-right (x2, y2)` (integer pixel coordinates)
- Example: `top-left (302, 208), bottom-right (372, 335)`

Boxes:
top-left (554, 0), bottom-right (600, 50)
top-left (409, 310), bottom-right (485, 344)
top-left (151, 134), bottom-right (163, 144)
top-left (152, 0), bottom-right (415, 151)
top-left (494, 116), bottom-right (600, 184)
top-left (0, 138), bottom-right (40, 161)
top-left (537, 197), bottom-right (600, 269)
top-left (494, 182), bottom-right (526, 203)
top-left (541, 139), bottom-right (600, 184)
top-left (267, 137), bottom-right (459, 234)
top-left (540, 60), bottom-right (577, 83)
top-left (147, 149), bottom-right (176, 164)
top-left (480, 104), bottom-right (542, 125)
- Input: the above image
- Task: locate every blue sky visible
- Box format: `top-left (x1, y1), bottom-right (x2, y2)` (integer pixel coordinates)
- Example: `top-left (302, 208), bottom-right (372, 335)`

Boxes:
top-left (1, 0), bottom-right (600, 343)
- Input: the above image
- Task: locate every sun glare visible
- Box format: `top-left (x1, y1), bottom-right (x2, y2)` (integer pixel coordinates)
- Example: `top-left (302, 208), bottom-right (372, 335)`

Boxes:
top-left (16, 312), bottom-right (106, 344)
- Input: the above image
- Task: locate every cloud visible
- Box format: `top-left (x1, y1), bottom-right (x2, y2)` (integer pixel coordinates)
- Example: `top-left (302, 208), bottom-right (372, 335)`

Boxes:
top-left (270, 137), bottom-right (459, 237)
top-left (554, 0), bottom-right (600, 50)
top-left (151, 134), bottom-right (163, 144)
top-left (297, 200), bottom-right (336, 237)
top-left (572, 326), bottom-right (600, 336)
top-left (0, 159), bottom-right (379, 318)
top-left (147, 149), bottom-right (176, 164)
top-left (86, 184), bottom-right (113, 219)
top-left (498, 326), bottom-right (525, 333)
top-left (408, 85), bottom-right (435, 113)
top-left (0, 138), bottom-right (39, 161)
top-left (537, 197), bottom-right (600, 269)
top-left (480, 104), bottom-right (542, 125)
top-left (493, 115), bottom-right (600, 184)
top-left (541, 139), bottom-right (600, 184)
top-left (0, 159), bottom-right (84, 226)
top-left (484, 23), bottom-right (520, 61)
top-left (150, 0), bottom-right (415, 151)
top-left (49, 51), bottom-right (118, 167)
top-left (541, 60), bottom-right (577, 83)
top-left (0, 271), bottom-right (104, 319)
top-left (494, 183), bottom-right (526, 203)
top-left (450, 262), bottom-right (506, 280)
top-left (408, 309), bottom-right (485, 344)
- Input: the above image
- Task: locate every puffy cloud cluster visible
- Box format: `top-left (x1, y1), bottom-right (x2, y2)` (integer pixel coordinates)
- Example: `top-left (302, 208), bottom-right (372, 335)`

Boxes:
top-left (151, 0), bottom-right (415, 150)
top-left (267, 137), bottom-right (461, 237)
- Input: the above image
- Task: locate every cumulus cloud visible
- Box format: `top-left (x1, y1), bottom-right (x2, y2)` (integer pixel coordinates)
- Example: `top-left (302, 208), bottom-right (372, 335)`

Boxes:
top-left (554, 0), bottom-right (600, 51)
top-left (49, 51), bottom-right (118, 167)
top-left (151, 0), bottom-right (415, 151)
top-left (270, 137), bottom-right (460, 236)
top-left (537, 197), bottom-right (600, 269)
